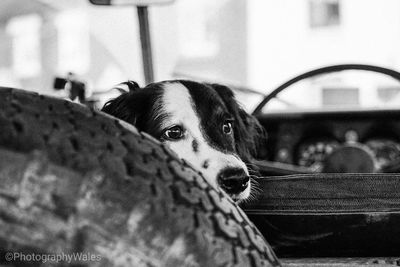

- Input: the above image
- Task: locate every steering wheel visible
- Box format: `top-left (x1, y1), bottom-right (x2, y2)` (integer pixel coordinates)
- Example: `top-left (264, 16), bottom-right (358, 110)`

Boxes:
top-left (252, 64), bottom-right (400, 174)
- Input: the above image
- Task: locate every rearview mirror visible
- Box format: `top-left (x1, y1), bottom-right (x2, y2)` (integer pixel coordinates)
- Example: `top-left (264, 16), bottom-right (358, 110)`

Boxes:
top-left (89, 0), bottom-right (174, 6)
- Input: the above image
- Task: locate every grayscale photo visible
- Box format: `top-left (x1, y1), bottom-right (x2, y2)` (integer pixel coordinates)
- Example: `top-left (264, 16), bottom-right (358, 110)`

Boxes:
top-left (0, 0), bottom-right (400, 266)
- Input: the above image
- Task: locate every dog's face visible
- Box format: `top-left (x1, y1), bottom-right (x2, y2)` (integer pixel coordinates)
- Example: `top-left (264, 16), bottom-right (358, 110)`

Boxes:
top-left (102, 80), bottom-right (265, 202)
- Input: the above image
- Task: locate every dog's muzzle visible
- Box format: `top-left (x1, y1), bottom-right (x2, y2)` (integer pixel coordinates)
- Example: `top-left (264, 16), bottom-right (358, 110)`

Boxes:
top-left (217, 168), bottom-right (249, 195)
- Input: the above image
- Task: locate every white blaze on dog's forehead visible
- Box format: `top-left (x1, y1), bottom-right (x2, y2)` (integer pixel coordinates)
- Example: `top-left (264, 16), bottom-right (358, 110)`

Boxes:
top-left (160, 82), bottom-right (250, 197)
top-left (161, 82), bottom-right (195, 128)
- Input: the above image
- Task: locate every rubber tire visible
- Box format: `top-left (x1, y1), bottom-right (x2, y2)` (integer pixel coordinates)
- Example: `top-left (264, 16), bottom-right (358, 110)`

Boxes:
top-left (0, 87), bottom-right (280, 267)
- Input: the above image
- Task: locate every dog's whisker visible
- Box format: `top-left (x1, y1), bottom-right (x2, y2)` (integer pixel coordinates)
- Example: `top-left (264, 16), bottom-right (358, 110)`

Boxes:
top-left (250, 186), bottom-right (263, 196)
top-left (245, 162), bottom-right (262, 170)
top-left (251, 175), bottom-right (260, 179)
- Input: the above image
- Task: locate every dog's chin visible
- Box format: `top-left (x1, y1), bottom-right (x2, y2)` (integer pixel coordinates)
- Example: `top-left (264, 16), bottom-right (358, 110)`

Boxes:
top-left (229, 183), bottom-right (251, 204)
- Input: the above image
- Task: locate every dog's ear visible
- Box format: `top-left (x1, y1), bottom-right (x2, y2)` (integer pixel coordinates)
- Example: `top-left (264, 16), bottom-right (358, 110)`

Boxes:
top-left (208, 83), bottom-right (267, 161)
top-left (101, 81), bottom-right (144, 126)
top-left (113, 80), bottom-right (141, 94)
top-left (102, 91), bottom-right (138, 125)
top-left (101, 81), bottom-right (163, 135)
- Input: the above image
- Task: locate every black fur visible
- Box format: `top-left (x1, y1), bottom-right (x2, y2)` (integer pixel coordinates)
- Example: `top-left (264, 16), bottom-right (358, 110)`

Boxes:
top-left (180, 80), bottom-right (237, 155)
top-left (207, 83), bottom-right (267, 162)
top-left (102, 82), bottom-right (167, 138)
top-left (192, 139), bottom-right (199, 153)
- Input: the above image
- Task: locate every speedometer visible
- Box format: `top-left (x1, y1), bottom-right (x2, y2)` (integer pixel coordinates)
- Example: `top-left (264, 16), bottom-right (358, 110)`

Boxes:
top-left (365, 138), bottom-right (400, 169)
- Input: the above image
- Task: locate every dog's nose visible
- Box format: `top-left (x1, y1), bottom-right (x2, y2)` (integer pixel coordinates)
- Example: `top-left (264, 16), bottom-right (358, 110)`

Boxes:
top-left (217, 168), bottom-right (249, 195)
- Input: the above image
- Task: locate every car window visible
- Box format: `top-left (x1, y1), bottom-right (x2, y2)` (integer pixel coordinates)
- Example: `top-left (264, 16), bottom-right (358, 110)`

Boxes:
top-left (0, 0), bottom-right (400, 112)
top-left (263, 70), bottom-right (400, 113)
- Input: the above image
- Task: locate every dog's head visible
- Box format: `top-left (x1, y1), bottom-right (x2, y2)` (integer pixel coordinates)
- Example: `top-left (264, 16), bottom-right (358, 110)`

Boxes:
top-left (102, 80), bottom-right (266, 202)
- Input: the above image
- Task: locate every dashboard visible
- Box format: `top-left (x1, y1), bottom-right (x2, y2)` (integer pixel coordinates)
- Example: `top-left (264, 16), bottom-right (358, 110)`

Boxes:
top-left (255, 109), bottom-right (400, 174)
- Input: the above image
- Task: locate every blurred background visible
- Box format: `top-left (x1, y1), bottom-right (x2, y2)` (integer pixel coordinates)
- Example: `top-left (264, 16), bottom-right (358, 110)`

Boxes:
top-left (1, 0), bottom-right (400, 111)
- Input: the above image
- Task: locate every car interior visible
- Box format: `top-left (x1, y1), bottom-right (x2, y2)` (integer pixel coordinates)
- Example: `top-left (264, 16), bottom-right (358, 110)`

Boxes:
top-left (1, 0), bottom-right (400, 266)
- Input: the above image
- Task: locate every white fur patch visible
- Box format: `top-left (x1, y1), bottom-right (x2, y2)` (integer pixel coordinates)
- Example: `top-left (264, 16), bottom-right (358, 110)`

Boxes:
top-left (160, 82), bottom-right (250, 200)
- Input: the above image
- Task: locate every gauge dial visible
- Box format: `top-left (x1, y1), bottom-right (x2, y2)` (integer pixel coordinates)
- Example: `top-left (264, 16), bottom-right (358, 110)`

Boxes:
top-left (297, 139), bottom-right (339, 169)
top-left (365, 138), bottom-right (400, 169)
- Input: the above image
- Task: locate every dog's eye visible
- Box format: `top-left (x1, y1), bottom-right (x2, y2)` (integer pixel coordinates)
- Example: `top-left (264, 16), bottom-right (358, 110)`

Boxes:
top-left (163, 125), bottom-right (184, 140)
top-left (222, 121), bottom-right (233, 135)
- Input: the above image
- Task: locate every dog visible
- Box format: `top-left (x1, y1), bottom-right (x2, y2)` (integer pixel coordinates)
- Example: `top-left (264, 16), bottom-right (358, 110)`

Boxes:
top-left (101, 80), bottom-right (266, 202)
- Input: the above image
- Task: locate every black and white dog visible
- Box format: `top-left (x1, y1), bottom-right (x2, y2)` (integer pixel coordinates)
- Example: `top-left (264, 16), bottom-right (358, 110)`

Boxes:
top-left (102, 80), bottom-right (265, 202)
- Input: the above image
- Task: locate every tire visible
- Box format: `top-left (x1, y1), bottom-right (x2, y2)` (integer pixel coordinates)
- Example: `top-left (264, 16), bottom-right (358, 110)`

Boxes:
top-left (0, 87), bottom-right (280, 267)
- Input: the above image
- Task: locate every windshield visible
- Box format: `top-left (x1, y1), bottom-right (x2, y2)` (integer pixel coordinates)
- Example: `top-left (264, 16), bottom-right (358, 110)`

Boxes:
top-left (263, 70), bottom-right (400, 113)
top-left (1, 0), bottom-right (400, 112)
